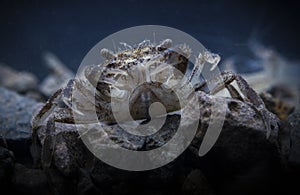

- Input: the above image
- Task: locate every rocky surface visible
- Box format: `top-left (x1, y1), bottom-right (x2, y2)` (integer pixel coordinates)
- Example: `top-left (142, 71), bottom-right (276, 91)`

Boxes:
top-left (0, 64), bottom-right (38, 94)
top-left (193, 91), bottom-right (280, 173)
top-left (29, 89), bottom-right (283, 194)
top-left (0, 87), bottom-right (37, 140)
top-left (0, 87), bottom-right (39, 167)
top-left (12, 163), bottom-right (50, 194)
top-left (73, 90), bottom-right (279, 152)
top-left (0, 140), bottom-right (14, 189)
top-left (287, 112), bottom-right (300, 167)
top-left (0, 79), bottom-right (299, 194)
top-left (182, 169), bottom-right (214, 195)
top-left (39, 52), bottom-right (74, 97)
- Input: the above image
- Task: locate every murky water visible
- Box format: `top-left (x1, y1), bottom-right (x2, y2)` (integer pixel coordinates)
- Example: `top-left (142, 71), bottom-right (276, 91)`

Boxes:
top-left (0, 0), bottom-right (299, 79)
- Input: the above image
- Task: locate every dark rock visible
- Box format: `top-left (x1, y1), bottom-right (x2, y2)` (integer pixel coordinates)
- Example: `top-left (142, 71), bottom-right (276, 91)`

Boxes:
top-left (0, 64), bottom-right (38, 94)
top-left (219, 160), bottom-right (282, 195)
top-left (194, 91), bottom-right (279, 141)
top-left (46, 168), bottom-right (77, 195)
top-left (206, 119), bottom-right (280, 174)
top-left (31, 79), bottom-right (282, 194)
top-left (90, 159), bottom-right (185, 195)
top-left (0, 136), bottom-right (7, 148)
top-left (36, 122), bottom-right (95, 178)
top-left (90, 161), bottom-right (135, 189)
top-left (77, 168), bottom-right (101, 195)
top-left (287, 111), bottom-right (300, 167)
top-left (260, 90), bottom-right (295, 120)
top-left (187, 92), bottom-right (282, 193)
top-left (182, 169), bottom-right (214, 195)
top-left (278, 120), bottom-right (292, 161)
top-left (0, 87), bottom-right (38, 165)
top-left (7, 138), bottom-right (33, 166)
top-left (12, 163), bottom-right (49, 194)
top-left (188, 92), bottom-right (280, 175)
top-left (0, 87), bottom-right (37, 140)
top-left (0, 146), bottom-right (14, 187)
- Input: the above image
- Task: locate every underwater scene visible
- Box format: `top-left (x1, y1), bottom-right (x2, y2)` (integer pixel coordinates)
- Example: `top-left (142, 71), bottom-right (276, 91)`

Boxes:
top-left (0, 0), bottom-right (300, 194)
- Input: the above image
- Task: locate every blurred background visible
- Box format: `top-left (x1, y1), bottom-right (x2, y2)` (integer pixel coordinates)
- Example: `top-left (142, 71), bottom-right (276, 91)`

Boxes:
top-left (0, 0), bottom-right (299, 79)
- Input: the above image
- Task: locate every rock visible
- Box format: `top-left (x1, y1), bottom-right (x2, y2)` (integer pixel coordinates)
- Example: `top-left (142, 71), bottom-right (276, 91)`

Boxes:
top-left (0, 63), bottom-right (38, 94)
top-left (287, 112), bottom-right (300, 167)
top-left (12, 163), bottom-right (50, 194)
top-left (187, 91), bottom-right (281, 179)
top-left (90, 159), bottom-right (186, 195)
top-left (194, 91), bottom-right (279, 141)
top-left (0, 136), bottom-right (8, 148)
top-left (260, 84), bottom-right (297, 120)
top-left (0, 136), bottom-right (14, 192)
top-left (0, 146), bottom-right (14, 187)
top-left (90, 160), bottom-right (136, 189)
top-left (278, 120), bottom-right (291, 161)
top-left (182, 169), bottom-right (214, 195)
top-left (78, 91), bottom-right (280, 170)
top-left (32, 82), bottom-right (282, 194)
top-left (0, 87), bottom-right (37, 140)
top-left (39, 89), bottom-right (280, 176)
top-left (39, 52), bottom-right (74, 97)
top-left (77, 168), bottom-right (101, 195)
top-left (0, 87), bottom-right (38, 164)
top-left (46, 168), bottom-right (77, 195)
top-left (35, 122), bottom-right (95, 178)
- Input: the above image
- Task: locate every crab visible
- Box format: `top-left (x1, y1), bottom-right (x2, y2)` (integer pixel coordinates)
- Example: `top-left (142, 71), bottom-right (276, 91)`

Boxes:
top-left (31, 39), bottom-right (277, 180)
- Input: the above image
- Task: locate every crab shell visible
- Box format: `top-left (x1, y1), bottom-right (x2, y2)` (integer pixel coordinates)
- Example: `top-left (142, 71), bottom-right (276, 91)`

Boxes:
top-left (82, 41), bottom-right (192, 122)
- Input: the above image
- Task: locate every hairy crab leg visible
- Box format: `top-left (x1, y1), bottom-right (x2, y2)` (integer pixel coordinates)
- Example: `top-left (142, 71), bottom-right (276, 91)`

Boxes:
top-left (231, 72), bottom-right (276, 138)
top-left (197, 71), bottom-right (275, 138)
top-left (32, 89), bottom-right (63, 130)
top-left (41, 117), bottom-right (57, 169)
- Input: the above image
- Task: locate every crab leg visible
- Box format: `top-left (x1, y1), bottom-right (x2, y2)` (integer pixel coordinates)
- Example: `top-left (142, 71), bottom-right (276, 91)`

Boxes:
top-left (198, 71), bottom-right (274, 138)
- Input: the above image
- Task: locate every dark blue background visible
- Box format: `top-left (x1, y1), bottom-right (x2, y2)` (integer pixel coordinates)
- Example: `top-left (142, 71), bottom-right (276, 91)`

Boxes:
top-left (0, 0), bottom-right (299, 79)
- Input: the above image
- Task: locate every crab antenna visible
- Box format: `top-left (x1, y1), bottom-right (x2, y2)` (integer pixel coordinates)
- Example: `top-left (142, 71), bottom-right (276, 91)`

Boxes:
top-left (100, 48), bottom-right (115, 60)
